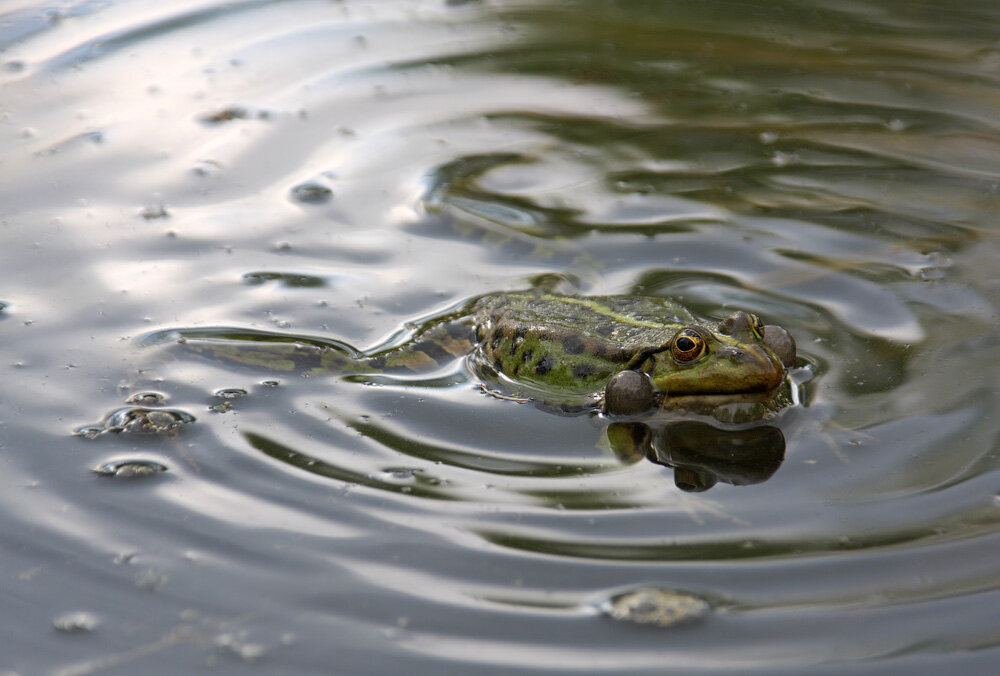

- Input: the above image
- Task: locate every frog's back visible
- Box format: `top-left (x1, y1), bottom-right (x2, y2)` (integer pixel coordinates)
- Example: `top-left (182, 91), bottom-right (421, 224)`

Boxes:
top-left (472, 292), bottom-right (693, 395)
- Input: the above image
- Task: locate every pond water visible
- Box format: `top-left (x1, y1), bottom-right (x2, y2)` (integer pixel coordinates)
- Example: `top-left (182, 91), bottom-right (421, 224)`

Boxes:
top-left (3, 0), bottom-right (1000, 673)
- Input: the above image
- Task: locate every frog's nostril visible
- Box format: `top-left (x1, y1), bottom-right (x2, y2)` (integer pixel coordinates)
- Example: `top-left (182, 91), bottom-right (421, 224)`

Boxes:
top-left (716, 347), bottom-right (744, 361)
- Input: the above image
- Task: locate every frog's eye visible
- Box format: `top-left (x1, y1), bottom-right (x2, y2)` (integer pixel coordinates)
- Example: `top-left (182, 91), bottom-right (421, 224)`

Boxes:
top-left (748, 314), bottom-right (765, 340)
top-left (671, 329), bottom-right (707, 363)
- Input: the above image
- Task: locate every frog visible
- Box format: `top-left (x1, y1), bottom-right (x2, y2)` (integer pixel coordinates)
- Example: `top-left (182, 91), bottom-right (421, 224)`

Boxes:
top-left (147, 291), bottom-right (796, 419)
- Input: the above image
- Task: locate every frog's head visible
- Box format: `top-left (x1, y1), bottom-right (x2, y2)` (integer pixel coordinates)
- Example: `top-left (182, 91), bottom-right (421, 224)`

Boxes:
top-left (605, 311), bottom-right (795, 415)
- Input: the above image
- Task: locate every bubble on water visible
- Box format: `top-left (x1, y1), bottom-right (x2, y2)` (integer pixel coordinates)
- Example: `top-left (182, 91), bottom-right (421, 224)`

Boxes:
top-left (378, 467), bottom-right (422, 483)
top-left (260, 380), bottom-right (280, 388)
top-left (53, 611), bottom-right (102, 633)
top-left (210, 389), bottom-right (245, 413)
top-left (290, 182), bottom-right (333, 204)
top-left (601, 588), bottom-right (710, 628)
top-left (126, 391), bottom-right (167, 406)
top-left (93, 459), bottom-right (168, 479)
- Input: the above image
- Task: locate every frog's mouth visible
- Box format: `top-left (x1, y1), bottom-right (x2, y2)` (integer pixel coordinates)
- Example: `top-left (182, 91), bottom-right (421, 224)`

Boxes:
top-left (658, 382), bottom-right (790, 419)
top-left (661, 377), bottom-right (785, 400)
top-left (663, 388), bottom-right (780, 406)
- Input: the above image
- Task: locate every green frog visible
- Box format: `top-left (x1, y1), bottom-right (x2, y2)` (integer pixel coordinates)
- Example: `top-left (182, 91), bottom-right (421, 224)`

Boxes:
top-left (149, 291), bottom-right (796, 419)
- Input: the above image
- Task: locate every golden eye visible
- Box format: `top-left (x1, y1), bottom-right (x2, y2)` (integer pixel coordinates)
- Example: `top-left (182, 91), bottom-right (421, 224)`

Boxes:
top-left (671, 329), bottom-right (706, 363)
top-left (748, 314), bottom-right (764, 340)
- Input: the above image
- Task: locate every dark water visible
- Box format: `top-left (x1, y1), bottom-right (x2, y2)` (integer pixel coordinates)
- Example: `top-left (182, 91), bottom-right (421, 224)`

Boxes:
top-left (3, 0), bottom-right (1000, 673)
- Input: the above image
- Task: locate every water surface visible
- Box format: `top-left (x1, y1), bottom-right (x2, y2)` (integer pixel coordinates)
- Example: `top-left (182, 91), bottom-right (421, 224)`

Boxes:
top-left (2, 0), bottom-right (1000, 673)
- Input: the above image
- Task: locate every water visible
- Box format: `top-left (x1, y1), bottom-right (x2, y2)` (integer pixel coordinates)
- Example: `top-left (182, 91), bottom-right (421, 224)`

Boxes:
top-left (2, 0), bottom-right (1000, 673)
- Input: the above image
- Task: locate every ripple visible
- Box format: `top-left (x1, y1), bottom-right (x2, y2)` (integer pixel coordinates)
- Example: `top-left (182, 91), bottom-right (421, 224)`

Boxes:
top-left (5, 0), bottom-right (1000, 673)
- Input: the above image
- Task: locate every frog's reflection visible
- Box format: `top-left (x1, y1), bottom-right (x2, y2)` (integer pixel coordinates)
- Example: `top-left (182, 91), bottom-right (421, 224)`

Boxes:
top-left (607, 420), bottom-right (785, 492)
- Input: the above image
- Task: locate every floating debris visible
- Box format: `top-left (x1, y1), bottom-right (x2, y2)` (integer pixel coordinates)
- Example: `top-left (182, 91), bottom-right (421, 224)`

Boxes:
top-left (135, 568), bottom-right (168, 592)
top-left (38, 130), bottom-right (104, 156)
top-left (199, 106), bottom-right (271, 124)
top-left (73, 424), bottom-right (105, 440)
top-left (75, 407), bottom-right (195, 438)
top-left (243, 271), bottom-right (324, 288)
top-left (200, 106), bottom-right (249, 124)
top-left (214, 631), bottom-right (267, 663)
top-left (93, 460), bottom-right (168, 479)
top-left (139, 203), bottom-right (170, 220)
top-left (602, 587), bottom-right (710, 628)
top-left (192, 159), bottom-right (223, 177)
top-left (53, 611), bottom-right (102, 633)
top-left (290, 181), bottom-right (333, 204)
top-left (108, 407), bottom-right (194, 435)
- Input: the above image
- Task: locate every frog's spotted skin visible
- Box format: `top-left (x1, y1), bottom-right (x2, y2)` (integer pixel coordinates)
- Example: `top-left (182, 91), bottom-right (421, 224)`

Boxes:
top-left (474, 294), bottom-right (687, 394)
top-left (152, 291), bottom-right (791, 416)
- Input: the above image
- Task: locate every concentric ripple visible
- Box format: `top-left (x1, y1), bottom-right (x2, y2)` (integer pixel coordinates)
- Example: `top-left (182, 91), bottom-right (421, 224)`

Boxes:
top-left (2, 0), bottom-right (1000, 674)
